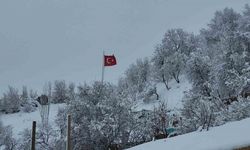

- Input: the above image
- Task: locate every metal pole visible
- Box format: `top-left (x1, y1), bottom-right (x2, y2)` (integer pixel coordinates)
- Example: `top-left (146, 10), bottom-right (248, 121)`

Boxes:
top-left (101, 51), bottom-right (105, 85)
top-left (31, 121), bottom-right (36, 150)
top-left (46, 95), bottom-right (50, 143)
top-left (66, 114), bottom-right (71, 150)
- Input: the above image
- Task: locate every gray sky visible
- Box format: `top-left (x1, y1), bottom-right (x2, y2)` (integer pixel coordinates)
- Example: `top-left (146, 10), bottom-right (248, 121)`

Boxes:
top-left (0, 0), bottom-right (249, 94)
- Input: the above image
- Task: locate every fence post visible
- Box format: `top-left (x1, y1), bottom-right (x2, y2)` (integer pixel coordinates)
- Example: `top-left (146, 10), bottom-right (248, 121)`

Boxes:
top-left (31, 121), bottom-right (36, 150)
top-left (66, 114), bottom-right (71, 150)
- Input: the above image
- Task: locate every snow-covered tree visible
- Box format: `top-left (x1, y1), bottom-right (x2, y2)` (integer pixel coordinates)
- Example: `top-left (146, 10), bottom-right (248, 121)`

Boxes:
top-left (58, 82), bottom-right (136, 150)
top-left (152, 29), bottom-right (197, 86)
top-left (18, 128), bottom-right (32, 150)
top-left (186, 52), bottom-right (212, 97)
top-left (151, 102), bottom-right (168, 136)
top-left (20, 86), bottom-right (28, 104)
top-left (181, 7), bottom-right (250, 133)
top-left (161, 29), bottom-right (194, 83)
top-left (152, 45), bottom-right (172, 90)
top-left (18, 124), bottom-right (58, 150)
top-left (0, 121), bottom-right (17, 150)
top-left (43, 82), bottom-right (52, 101)
top-left (20, 86), bottom-right (36, 113)
top-left (67, 82), bottom-right (76, 104)
top-left (52, 80), bottom-right (68, 103)
top-left (125, 58), bottom-right (151, 92)
top-left (29, 89), bottom-right (38, 100)
top-left (2, 86), bottom-right (20, 113)
top-left (121, 58), bottom-right (155, 102)
top-left (181, 91), bottom-right (216, 133)
top-left (201, 7), bottom-right (247, 98)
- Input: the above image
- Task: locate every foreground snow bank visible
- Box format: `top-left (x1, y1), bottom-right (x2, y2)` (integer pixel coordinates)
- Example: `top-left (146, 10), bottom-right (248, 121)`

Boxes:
top-left (128, 118), bottom-right (250, 150)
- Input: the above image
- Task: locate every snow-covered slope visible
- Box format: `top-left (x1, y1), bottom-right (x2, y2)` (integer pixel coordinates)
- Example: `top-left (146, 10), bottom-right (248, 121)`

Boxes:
top-left (134, 76), bottom-right (192, 111)
top-left (1, 103), bottom-right (65, 138)
top-left (157, 76), bottom-right (192, 109)
top-left (128, 118), bottom-right (250, 150)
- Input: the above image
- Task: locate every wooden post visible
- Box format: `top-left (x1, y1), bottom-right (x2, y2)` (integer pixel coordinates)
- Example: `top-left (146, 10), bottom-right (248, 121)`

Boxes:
top-left (66, 114), bottom-right (71, 150)
top-left (31, 121), bottom-right (36, 150)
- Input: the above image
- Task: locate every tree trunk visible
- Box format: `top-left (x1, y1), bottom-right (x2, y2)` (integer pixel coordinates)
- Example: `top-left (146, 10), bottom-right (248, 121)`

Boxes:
top-left (154, 87), bottom-right (160, 100)
top-left (162, 74), bottom-right (170, 90)
top-left (172, 72), bottom-right (180, 83)
top-left (206, 114), bottom-right (212, 131)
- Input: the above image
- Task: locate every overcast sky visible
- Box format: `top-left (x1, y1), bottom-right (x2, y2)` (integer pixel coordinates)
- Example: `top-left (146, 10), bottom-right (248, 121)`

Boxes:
top-left (0, 0), bottom-right (249, 94)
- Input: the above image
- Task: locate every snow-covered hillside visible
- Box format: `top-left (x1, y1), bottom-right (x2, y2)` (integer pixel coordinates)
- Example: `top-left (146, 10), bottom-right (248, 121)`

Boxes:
top-left (128, 118), bottom-right (250, 150)
top-left (1, 104), bottom-right (65, 138)
top-left (134, 76), bottom-right (192, 111)
top-left (1, 77), bottom-right (190, 140)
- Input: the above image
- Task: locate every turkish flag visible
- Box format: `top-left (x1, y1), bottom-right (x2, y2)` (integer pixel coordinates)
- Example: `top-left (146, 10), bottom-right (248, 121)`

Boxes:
top-left (104, 55), bottom-right (117, 66)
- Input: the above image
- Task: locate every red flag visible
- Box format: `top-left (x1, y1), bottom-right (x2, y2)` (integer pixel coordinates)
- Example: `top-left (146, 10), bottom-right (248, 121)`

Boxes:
top-left (104, 55), bottom-right (117, 66)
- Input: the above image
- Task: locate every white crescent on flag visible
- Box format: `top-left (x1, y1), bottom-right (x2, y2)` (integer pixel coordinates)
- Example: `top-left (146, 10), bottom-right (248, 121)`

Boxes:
top-left (106, 57), bottom-right (114, 64)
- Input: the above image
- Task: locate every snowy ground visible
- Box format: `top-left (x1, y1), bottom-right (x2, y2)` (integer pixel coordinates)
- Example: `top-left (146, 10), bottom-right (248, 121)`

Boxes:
top-left (128, 118), bottom-right (250, 150)
top-left (134, 76), bottom-right (192, 111)
top-left (0, 103), bottom-right (65, 138)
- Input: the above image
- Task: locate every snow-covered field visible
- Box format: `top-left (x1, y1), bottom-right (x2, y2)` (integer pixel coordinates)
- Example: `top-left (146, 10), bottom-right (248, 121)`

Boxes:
top-left (0, 103), bottom-right (65, 138)
top-left (128, 118), bottom-right (250, 150)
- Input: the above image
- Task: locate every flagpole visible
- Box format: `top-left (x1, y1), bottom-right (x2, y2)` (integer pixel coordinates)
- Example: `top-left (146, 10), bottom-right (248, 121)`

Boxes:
top-left (101, 51), bottom-right (105, 85)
